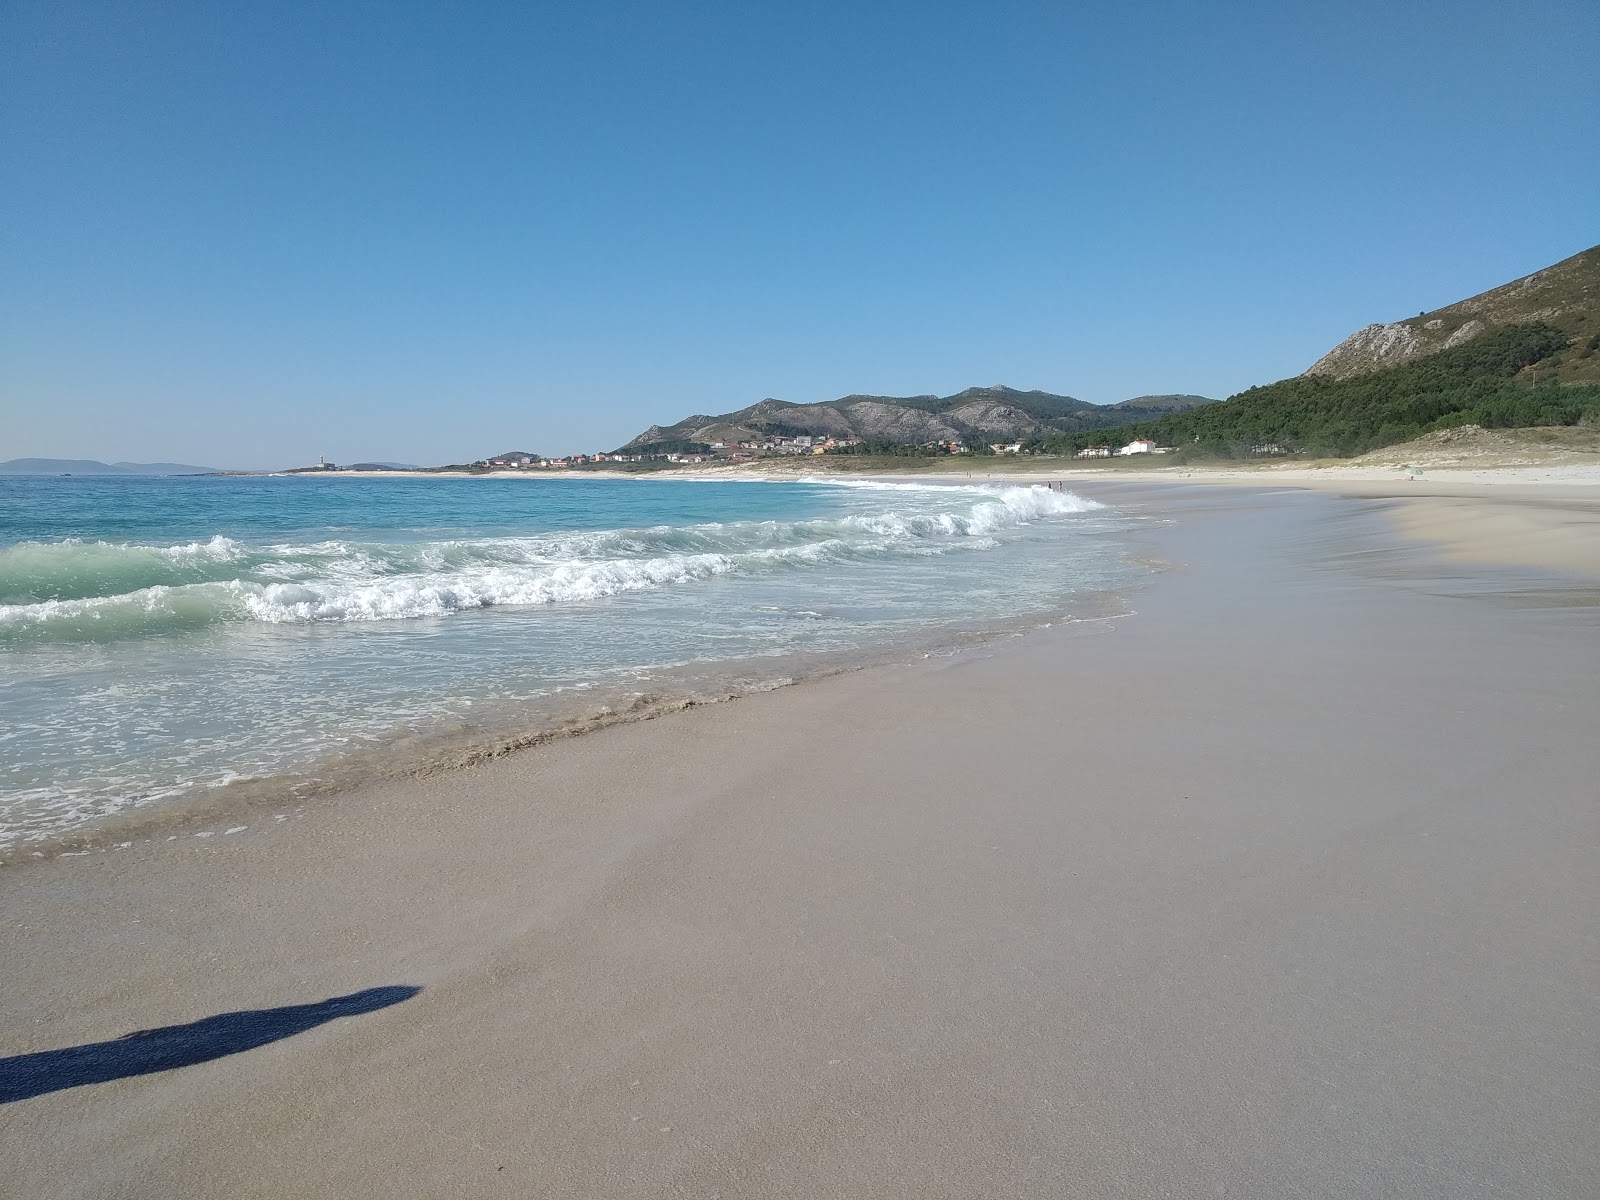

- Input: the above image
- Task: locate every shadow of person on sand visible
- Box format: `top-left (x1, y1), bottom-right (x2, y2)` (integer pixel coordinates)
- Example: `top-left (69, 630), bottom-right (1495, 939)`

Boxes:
top-left (0, 984), bottom-right (420, 1104)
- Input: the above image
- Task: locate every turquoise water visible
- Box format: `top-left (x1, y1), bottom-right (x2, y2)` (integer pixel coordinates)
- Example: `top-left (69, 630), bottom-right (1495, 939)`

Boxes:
top-left (0, 474), bottom-right (1143, 855)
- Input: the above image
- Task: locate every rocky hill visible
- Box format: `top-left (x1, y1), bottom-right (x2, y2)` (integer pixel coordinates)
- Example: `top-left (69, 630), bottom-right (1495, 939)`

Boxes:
top-left (1306, 244), bottom-right (1600, 385)
top-left (620, 386), bottom-right (1214, 451)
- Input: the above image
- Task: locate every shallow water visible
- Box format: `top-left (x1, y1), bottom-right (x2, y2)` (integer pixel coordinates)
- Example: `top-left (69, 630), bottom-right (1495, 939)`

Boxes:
top-left (0, 474), bottom-right (1147, 854)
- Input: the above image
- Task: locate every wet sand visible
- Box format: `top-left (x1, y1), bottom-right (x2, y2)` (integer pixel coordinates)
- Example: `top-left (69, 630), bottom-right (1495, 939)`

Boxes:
top-left (1340, 485), bottom-right (1600, 579)
top-left (3, 484), bottom-right (1598, 1198)
top-left (885, 464), bottom-right (1600, 579)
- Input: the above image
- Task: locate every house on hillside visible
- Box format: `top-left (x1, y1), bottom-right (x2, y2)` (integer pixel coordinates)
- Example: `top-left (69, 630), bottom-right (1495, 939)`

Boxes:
top-left (1116, 438), bottom-right (1157, 456)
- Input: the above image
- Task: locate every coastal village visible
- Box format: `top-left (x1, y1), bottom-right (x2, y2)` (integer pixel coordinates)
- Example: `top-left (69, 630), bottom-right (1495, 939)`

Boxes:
top-left (296, 435), bottom-right (1177, 472)
top-left (457, 435), bottom-right (1175, 470)
top-left (476, 433), bottom-right (864, 468)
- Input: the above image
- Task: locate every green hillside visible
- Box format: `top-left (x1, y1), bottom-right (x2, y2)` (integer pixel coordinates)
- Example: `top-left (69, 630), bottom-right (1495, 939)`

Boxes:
top-left (1029, 323), bottom-right (1600, 460)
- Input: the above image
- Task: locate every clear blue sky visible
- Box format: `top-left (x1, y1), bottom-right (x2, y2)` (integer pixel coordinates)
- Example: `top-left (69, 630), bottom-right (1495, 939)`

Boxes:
top-left (3, 0), bottom-right (1595, 467)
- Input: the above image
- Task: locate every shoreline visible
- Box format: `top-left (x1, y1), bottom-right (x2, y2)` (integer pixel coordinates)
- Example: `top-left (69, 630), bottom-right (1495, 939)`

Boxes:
top-left (0, 599), bottom-right (1139, 867)
top-left (5, 481), bottom-right (1596, 1196)
top-left (203, 456), bottom-right (1600, 489)
top-left (0, 478), bottom-right (1145, 865)
top-left (4, 471), bottom-right (1595, 865)
top-left (211, 459), bottom-right (1600, 581)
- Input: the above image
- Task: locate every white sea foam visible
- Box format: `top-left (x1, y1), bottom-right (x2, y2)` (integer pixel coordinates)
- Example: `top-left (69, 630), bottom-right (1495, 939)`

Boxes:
top-left (818, 478), bottom-right (1102, 505)
top-left (0, 485), bottom-right (1101, 639)
top-left (236, 550), bottom-right (749, 622)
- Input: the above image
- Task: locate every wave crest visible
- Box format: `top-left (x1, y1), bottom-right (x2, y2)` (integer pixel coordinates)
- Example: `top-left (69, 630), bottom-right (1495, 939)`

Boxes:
top-left (0, 485), bottom-right (1101, 641)
top-left (0, 535), bottom-right (246, 604)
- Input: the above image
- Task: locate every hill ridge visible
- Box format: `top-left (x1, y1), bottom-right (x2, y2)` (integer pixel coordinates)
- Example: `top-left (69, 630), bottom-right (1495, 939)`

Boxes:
top-left (0, 458), bottom-right (218, 475)
top-left (1306, 244), bottom-right (1600, 384)
top-left (619, 386), bottom-right (1215, 451)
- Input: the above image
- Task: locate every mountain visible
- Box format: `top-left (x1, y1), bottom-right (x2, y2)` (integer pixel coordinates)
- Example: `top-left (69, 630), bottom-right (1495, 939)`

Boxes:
top-left (619, 386), bottom-right (1215, 451)
top-left (1306, 244), bottom-right (1600, 384)
top-left (1032, 321), bottom-right (1600, 459)
top-left (0, 458), bottom-right (217, 475)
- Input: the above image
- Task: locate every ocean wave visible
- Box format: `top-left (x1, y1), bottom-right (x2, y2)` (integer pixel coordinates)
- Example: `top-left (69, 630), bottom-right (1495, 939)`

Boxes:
top-left (0, 535), bottom-right (247, 604)
top-left (0, 485), bottom-right (1100, 641)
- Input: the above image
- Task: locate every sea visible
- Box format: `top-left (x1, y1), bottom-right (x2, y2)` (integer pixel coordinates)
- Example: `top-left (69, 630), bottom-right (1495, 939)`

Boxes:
top-left (0, 473), bottom-right (1148, 858)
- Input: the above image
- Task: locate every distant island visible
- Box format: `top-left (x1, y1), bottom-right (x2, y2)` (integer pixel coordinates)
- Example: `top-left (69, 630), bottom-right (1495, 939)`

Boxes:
top-left (0, 458), bottom-right (218, 476)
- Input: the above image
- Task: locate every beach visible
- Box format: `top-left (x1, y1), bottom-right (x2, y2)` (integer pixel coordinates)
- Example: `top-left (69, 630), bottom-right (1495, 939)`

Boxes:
top-left (3, 478), bottom-right (1598, 1198)
top-left (0, 474), bottom-right (1138, 858)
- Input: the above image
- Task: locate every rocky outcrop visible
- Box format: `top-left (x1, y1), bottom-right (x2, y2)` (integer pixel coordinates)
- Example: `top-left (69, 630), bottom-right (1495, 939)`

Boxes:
top-left (1305, 244), bottom-right (1599, 381)
top-left (1305, 323), bottom-right (1423, 377)
top-left (835, 401), bottom-right (963, 443)
top-left (939, 400), bottom-right (1051, 437)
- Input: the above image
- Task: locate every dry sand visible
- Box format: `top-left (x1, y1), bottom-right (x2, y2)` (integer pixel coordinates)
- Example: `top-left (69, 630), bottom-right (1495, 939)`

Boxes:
top-left (3, 483), bottom-right (1598, 1198)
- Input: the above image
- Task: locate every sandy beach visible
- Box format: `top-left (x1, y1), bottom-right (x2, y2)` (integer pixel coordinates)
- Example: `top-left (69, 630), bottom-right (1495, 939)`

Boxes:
top-left (3, 479), bottom-right (1598, 1198)
top-left (841, 460), bottom-right (1600, 579)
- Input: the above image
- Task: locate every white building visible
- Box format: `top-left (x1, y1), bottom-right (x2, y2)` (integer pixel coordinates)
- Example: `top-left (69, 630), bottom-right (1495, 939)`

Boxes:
top-left (1116, 438), bottom-right (1157, 456)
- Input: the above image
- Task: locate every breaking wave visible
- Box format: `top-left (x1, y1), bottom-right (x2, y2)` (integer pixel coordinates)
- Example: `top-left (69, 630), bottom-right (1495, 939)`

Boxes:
top-left (0, 485), bottom-right (1101, 643)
